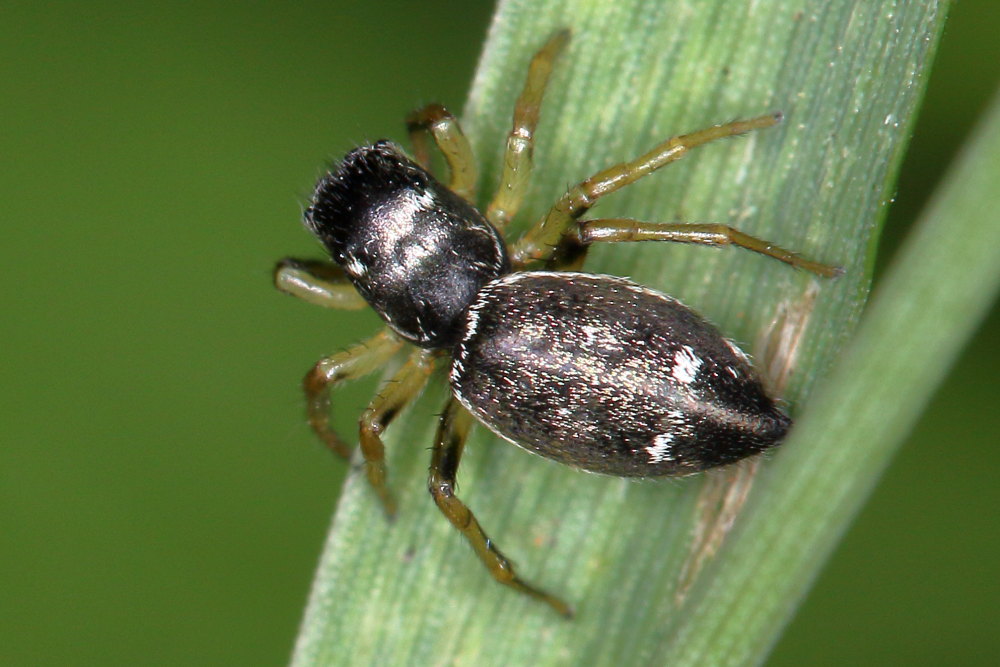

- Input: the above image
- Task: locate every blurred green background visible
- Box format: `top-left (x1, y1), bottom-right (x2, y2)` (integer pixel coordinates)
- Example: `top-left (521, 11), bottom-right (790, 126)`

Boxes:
top-left (2, 1), bottom-right (996, 665)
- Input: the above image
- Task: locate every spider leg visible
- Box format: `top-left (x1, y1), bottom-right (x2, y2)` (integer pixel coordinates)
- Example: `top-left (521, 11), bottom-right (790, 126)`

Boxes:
top-left (274, 257), bottom-right (368, 310)
top-left (303, 330), bottom-right (403, 460)
top-left (406, 103), bottom-right (477, 202)
top-left (485, 29), bottom-right (569, 232)
top-left (359, 348), bottom-right (437, 517)
top-left (569, 219), bottom-right (842, 277)
top-left (428, 396), bottom-right (573, 617)
top-left (511, 113), bottom-right (783, 267)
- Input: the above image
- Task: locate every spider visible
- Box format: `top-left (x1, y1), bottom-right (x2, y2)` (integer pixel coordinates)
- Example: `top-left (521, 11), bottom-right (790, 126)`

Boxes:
top-left (274, 30), bottom-right (839, 617)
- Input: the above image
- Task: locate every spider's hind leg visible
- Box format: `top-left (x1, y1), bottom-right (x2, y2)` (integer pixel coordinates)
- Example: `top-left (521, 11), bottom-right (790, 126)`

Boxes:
top-left (428, 396), bottom-right (573, 617)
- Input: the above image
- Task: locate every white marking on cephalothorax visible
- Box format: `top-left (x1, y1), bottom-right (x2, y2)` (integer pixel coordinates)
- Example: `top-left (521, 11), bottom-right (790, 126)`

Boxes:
top-left (414, 189), bottom-right (436, 210)
top-left (672, 344), bottom-right (703, 385)
top-left (401, 238), bottom-right (434, 268)
top-left (374, 188), bottom-right (437, 247)
top-left (385, 187), bottom-right (435, 218)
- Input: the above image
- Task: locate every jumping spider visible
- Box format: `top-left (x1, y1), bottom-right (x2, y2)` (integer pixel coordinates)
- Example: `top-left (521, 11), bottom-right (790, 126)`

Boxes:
top-left (274, 30), bottom-right (839, 617)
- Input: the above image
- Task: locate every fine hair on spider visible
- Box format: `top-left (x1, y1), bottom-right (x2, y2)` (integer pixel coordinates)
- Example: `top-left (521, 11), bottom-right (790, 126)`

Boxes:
top-left (274, 29), bottom-right (840, 618)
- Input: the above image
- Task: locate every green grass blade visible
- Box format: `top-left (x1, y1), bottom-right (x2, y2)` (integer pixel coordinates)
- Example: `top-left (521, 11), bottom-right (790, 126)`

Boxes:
top-left (662, 84), bottom-right (1000, 665)
top-left (291, 1), bottom-right (951, 664)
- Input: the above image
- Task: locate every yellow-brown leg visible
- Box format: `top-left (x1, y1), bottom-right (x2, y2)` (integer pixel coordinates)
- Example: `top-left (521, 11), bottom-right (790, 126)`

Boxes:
top-left (359, 348), bottom-right (437, 517)
top-left (274, 257), bottom-right (368, 310)
top-left (512, 113), bottom-right (783, 266)
top-left (428, 397), bottom-right (573, 617)
top-left (485, 29), bottom-right (570, 232)
top-left (575, 219), bottom-right (843, 277)
top-left (303, 330), bottom-right (403, 460)
top-left (406, 103), bottom-right (477, 202)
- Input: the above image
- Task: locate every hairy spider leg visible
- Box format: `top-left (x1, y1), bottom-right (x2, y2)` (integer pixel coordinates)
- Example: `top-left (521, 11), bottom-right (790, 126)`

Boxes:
top-left (274, 258), bottom-right (368, 310)
top-left (358, 348), bottom-right (438, 517)
top-left (429, 397), bottom-right (574, 618)
top-left (575, 219), bottom-right (844, 277)
top-left (303, 330), bottom-right (404, 460)
top-left (511, 113), bottom-right (784, 267)
top-left (485, 29), bottom-right (570, 232)
top-left (406, 103), bottom-right (478, 203)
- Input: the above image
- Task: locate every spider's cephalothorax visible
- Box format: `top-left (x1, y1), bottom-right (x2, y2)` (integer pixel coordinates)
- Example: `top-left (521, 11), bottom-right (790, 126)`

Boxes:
top-left (275, 29), bottom-right (840, 617)
top-left (305, 141), bottom-right (510, 348)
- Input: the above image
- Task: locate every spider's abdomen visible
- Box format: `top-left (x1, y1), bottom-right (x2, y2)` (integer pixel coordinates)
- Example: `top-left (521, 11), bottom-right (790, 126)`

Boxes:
top-left (305, 141), bottom-right (510, 348)
top-left (451, 271), bottom-right (790, 476)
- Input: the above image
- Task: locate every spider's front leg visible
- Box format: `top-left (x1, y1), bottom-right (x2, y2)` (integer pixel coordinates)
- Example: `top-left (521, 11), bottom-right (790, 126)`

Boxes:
top-left (428, 397), bottom-right (573, 617)
top-left (274, 258), bottom-right (368, 310)
top-left (406, 103), bottom-right (477, 203)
